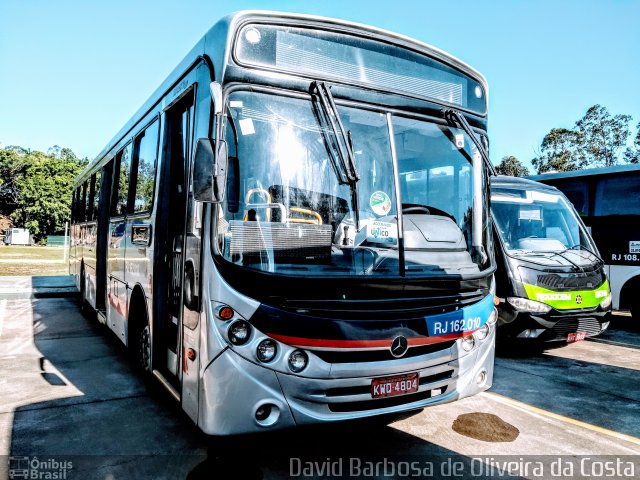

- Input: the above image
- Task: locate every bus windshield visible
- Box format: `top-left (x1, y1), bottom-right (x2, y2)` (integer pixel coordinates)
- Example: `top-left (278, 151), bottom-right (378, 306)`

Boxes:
top-left (216, 90), bottom-right (490, 277)
top-left (491, 187), bottom-right (596, 255)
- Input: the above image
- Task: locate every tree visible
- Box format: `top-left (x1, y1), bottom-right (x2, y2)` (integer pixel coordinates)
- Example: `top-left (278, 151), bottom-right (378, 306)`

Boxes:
top-left (624, 121), bottom-right (640, 164)
top-left (531, 105), bottom-right (636, 174)
top-left (495, 155), bottom-right (530, 177)
top-left (574, 104), bottom-right (631, 168)
top-left (0, 146), bottom-right (31, 215)
top-left (531, 128), bottom-right (581, 174)
top-left (1, 146), bottom-right (86, 242)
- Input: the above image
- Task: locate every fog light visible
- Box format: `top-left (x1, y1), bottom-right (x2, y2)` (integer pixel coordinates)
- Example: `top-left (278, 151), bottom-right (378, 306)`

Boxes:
top-left (228, 320), bottom-right (251, 345)
top-left (257, 339), bottom-right (277, 362)
top-left (461, 335), bottom-right (475, 352)
top-left (255, 404), bottom-right (272, 421)
top-left (475, 323), bottom-right (491, 341)
top-left (288, 350), bottom-right (308, 373)
top-left (476, 369), bottom-right (487, 386)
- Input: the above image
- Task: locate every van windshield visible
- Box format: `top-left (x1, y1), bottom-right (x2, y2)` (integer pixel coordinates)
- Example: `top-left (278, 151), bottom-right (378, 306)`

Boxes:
top-left (491, 187), bottom-right (596, 254)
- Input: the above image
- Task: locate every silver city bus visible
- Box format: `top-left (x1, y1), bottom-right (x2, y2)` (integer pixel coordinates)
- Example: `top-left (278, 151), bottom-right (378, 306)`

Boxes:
top-left (70, 11), bottom-right (497, 435)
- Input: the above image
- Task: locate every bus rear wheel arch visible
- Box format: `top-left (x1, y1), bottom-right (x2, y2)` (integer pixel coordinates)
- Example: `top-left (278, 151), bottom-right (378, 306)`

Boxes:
top-left (619, 276), bottom-right (640, 324)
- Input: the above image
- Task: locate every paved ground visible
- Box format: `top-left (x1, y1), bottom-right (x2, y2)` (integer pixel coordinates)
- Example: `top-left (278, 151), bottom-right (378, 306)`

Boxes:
top-left (1, 276), bottom-right (639, 479)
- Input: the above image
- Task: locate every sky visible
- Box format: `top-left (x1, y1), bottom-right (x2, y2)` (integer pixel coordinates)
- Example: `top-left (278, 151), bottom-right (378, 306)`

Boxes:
top-left (1, 0), bottom-right (639, 171)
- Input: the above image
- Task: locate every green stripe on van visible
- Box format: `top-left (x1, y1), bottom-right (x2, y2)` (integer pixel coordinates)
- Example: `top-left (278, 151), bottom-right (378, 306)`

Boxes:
top-left (523, 280), bottom-right (609, 310)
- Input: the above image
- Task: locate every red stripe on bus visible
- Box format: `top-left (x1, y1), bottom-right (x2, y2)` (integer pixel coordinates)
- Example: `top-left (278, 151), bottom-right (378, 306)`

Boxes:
top-left (267, 331), bottom-right (475, 349)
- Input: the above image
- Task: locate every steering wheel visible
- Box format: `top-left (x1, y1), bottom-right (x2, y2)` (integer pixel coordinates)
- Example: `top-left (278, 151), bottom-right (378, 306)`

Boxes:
top-left (402, 206), bottom-right (430, 214)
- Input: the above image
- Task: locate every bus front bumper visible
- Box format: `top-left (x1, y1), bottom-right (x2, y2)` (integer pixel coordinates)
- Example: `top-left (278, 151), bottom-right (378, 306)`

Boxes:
top-left (198, 330), bottom-right (495, 435)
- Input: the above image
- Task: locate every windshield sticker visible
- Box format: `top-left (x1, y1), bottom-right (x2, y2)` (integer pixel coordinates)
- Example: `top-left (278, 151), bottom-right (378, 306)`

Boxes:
top-left (455, 134), bottom-right (464, 149)
top-left (370, 191), bottom-right (392, 216)
top-left (229, 100), bottom-right (244, 108)
top-left (239, 118), bottom-right (255, 136)
top-left (519, 207), bottom-right (541, 221)
top-left (366, 221), bottom-right (397, 245)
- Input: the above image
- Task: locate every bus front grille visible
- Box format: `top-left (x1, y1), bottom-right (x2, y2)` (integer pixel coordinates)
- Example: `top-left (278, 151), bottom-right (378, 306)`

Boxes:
top-left (312, 340), bottom-right (456, 364)
top-left (326, 369), bottom-right (453, 397)
top-left (328, 387), bottom-right (449, 413)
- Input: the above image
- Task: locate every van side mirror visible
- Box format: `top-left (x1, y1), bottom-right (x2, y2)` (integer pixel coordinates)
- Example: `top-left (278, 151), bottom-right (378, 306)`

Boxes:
top-left (193, 137), bottom-right (227, 203)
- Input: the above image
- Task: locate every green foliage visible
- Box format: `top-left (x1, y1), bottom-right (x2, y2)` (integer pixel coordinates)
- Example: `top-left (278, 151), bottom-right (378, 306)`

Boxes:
top-left (0, 145), bottom-right (86, 241)
top-left (624, 121), bottom-right (640, 164)
top-left (574, 105), bottom-right (631, 168)
top-left (531, 105), bottom-right (637, 174)
top-left (495, 155), bottom-right (529, 177)
top-left (0, 146), bottom-right (31, 214)
top-left (532, 128), bottom-right (581, 173)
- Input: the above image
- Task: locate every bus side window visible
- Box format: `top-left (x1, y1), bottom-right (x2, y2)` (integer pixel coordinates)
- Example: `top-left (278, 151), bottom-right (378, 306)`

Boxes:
top-left (594, 175), bottom-right (640, 216)
top-left (86, 176), bottom-right (95, 222)
top-left (92, 171), bottom-right (101, 220)
top-left (80, 181), bottom-right (87, 222)
top-left (111, 143), bottom-right (132, 216)
top-left (131, 119), bottom-right (160, 214)
top-left (557, 180), bottom-right (589, 216)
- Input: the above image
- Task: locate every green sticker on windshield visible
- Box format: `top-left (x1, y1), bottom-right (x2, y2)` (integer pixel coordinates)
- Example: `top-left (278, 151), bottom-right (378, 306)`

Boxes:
top-left (370, 191), bottom-right (392, 216)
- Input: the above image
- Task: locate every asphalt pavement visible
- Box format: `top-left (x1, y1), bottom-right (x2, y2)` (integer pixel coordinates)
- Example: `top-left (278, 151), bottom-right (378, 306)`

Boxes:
top-left (1, 276), bottom-right (639, 479)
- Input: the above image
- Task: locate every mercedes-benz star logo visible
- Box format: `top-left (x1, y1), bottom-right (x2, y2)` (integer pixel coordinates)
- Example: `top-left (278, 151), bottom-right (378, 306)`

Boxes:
top-left (390, 336), bottom-right (409, 358)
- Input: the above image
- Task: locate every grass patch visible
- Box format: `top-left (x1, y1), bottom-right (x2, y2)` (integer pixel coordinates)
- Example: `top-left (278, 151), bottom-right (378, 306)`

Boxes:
top-left (0, 245), bottom-right (68, 276)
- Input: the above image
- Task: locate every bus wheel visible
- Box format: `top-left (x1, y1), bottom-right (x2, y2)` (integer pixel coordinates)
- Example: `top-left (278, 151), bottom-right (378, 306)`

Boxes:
top-left (137, 323), bottom-right (152, 373)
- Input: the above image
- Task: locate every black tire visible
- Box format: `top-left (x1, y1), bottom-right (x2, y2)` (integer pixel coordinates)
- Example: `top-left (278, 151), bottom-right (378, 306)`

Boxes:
top-left (79, 268), bottom-right (88, 314)
top-left (137, 322), bottom-right (152, 373)
top-left (130, 297), bottom-right (152, 374)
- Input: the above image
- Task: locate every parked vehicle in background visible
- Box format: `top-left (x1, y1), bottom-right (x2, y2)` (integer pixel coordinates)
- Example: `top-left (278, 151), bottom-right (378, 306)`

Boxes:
top-left (4, 228), bottom-right (31, 245)
top-left (491, 176), bottom-right (611, 342)
top-left (70, 10), bottom-right (498, 435)
top-left (530, 165), bottom-right (640, 322)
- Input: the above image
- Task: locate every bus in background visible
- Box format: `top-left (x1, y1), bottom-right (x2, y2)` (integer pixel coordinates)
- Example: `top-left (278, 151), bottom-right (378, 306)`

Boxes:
top-left (491, 176), bottom-right (611, 342)
top-left (70, 11), bottom-right (497, 435)
top-left (530, 165), bottom-right (640, 322)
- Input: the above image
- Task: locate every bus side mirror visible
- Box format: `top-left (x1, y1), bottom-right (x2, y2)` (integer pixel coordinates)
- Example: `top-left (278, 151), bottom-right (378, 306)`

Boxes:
top-left (193, 137), bottom-right (227, 203)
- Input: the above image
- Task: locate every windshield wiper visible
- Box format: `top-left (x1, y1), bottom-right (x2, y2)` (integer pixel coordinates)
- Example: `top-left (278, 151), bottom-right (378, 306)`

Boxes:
top-left (443, 108), bottom-right (497, 176)
top-left (312, 81), bottom-right (360, 229)
top-left (563, 244), bottom-right (603, 261)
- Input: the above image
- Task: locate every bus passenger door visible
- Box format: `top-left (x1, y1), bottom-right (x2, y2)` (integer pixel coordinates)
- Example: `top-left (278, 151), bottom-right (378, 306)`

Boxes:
top-left (181, 65), bottom-right (212, 420)
top-left (154, 87), bottom-right (195, 386)
top-left (107, 144), bottom-right (132, 343)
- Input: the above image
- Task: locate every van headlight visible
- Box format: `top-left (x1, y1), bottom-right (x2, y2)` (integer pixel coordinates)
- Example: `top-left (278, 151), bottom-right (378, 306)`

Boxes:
top-left (507, 297), bottom-right (552, 314)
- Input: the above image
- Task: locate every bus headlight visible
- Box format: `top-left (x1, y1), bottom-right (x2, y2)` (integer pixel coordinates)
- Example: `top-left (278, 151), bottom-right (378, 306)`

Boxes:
top-left (288, 350), bottom-right (308, 373)
top-left (507, 297), bottom-right (552, 314)
top-left (475, 323), bottom-right (491, 341)
top-left (256, 339), bottom-right (277, 362)
top-left (599, 293), bottom-right (612, 310)
top-left (461, 335), bottom-right (476, 352)
top-left (228, 320), bottom-right (251, 345)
